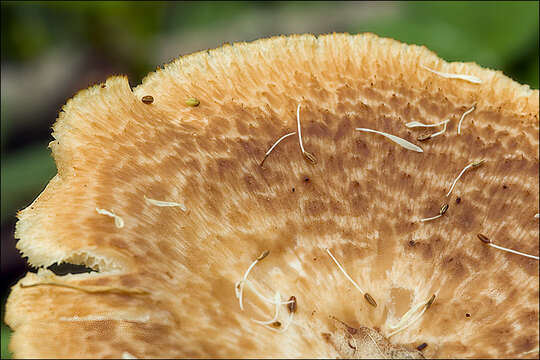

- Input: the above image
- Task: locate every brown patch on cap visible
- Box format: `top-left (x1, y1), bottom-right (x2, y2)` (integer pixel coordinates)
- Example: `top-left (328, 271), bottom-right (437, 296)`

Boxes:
top-left (321, 332), bottom-right (332, 343)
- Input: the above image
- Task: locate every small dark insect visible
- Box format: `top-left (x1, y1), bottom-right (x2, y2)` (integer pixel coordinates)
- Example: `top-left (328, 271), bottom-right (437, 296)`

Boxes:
top-left (466, 313), bottom-right (471, 317)
top-left (416, 343), bottom-right (428, 351)
top-left (409, 240), bottom-right (416, 247)
top-left (304, 177), bottom-right (310, 182)
top-left (456, 197), bottom-right (461, 204)
top-left (364, 292), bottom-right (377, 307)
top-left (271, 321), bottom-right (281, 328)
top-left (292, 187), bottom-right (295, 192)
top-left (288, 296), bottom-right (297, 313)
top-left (141, 95), bottom-right (154, 104)
top-left (477, 233), bottom-right (490, 244)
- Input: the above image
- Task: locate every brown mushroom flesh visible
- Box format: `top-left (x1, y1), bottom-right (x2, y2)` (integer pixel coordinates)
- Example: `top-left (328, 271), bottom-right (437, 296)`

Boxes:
top-left (5, 33), bottom-right (539, 358)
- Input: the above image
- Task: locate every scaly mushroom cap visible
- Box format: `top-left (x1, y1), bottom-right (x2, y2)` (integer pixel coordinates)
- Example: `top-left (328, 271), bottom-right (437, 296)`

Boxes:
top-left (5, 33), bottom-right (539, 359)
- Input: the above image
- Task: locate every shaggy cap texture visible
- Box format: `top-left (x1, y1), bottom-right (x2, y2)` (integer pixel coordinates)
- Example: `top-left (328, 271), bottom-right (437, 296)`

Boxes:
top-left (5, 33), bottom-right (539, 359)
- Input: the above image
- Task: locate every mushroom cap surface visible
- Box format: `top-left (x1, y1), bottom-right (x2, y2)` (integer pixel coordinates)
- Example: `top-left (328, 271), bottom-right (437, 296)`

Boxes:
top-left (5, 33), bottom-right (539, 358)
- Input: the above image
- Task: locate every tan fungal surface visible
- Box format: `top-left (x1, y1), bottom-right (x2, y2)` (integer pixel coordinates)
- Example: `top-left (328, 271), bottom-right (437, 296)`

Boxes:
top-left (5, 33), bottom-right (539, 359)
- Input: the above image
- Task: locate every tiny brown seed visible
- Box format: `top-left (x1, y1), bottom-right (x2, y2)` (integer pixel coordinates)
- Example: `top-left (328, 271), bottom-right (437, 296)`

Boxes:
top-left (472, 159), bottom-right (485, 167)
top-left (477, 233), bottom-right (490, 244)
top-left (426, 294), bottom-right (436, 309)
top-left (141, 95), bottom-right (154, 104)
top-left (364, 292), bottom-right (377, 307)
top-left (257, 250), bottom-right (270, 261)
top-left (439, 203), bottom-right (449, 215)
top-left (288, 296), bottom-right (297, 313)
top-left (303, 151), bottom-right (317, 164)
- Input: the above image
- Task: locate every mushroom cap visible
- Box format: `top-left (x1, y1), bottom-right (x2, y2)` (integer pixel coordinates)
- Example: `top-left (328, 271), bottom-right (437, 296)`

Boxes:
top-left (5, 33), bottom-right (539, 358)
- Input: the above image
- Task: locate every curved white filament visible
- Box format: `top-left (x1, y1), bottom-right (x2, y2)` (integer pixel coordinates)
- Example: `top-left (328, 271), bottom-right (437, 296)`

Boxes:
top-left (421, 64), bottom-right (482, 84)
top-left (406, 119), bottom-right (448, 128)
top-left (326, 248), bottom-right (365, 294)
top-left (446, 163), bottom-right (474, 197)
top-left (488, 243), bottom-right (539, 261)
top-left (265, 132), bottom-right (297, 156)
top-left (355, 128), bottom-right (423, 153)
top-left (95, 208), bottom-right (124, 228)
top-left (457, 105), bottom-right (476, 135)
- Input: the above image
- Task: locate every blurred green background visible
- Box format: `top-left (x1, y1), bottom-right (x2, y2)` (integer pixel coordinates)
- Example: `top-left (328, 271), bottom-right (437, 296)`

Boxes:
top-left (1, 1), bottom-right (538, 358)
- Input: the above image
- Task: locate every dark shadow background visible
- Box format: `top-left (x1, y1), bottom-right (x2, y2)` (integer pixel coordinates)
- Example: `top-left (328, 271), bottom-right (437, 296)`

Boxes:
top-left (1, 1), bottom-right (538, 357)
